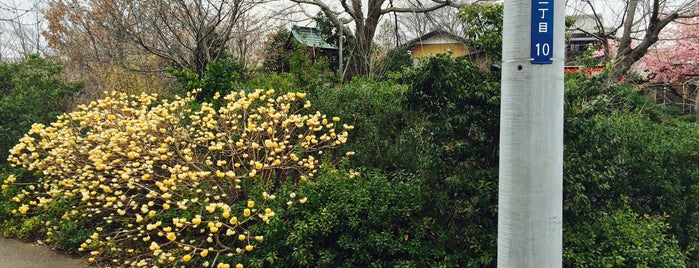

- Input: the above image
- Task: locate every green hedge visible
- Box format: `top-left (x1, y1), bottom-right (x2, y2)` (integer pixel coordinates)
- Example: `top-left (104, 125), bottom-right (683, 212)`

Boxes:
top-left (0, 55), bottom-right (82, 164)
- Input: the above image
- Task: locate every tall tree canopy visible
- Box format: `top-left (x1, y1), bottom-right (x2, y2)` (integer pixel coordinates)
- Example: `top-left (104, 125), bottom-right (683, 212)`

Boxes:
top-left (43, 0), bottom-right (264, 77)
top-left (458, 2), bottom-right (502, 63)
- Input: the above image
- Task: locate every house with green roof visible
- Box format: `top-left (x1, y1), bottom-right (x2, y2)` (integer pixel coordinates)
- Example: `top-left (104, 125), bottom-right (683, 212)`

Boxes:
top-left (289, 25), bottom-right (338, 50)
top-left (286, 25), bottom-right (338, 65)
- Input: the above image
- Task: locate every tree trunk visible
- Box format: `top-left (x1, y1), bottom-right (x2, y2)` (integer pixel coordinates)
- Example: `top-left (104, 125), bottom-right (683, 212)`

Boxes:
top-left (291, 0), bottom-right (450, 79)
top-left (605, 0), bottom-right (682, 82)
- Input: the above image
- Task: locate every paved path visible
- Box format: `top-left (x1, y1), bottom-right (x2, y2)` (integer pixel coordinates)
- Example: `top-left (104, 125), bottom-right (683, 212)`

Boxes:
top-left (0, 236), bottom-right (89, 268)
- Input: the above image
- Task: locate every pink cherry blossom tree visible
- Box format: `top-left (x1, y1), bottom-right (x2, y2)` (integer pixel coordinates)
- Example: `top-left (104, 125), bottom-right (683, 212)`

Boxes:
top-left (575, 0), bottom-right (699, 81)
top-left (640, 17), bottom-right (699, 82)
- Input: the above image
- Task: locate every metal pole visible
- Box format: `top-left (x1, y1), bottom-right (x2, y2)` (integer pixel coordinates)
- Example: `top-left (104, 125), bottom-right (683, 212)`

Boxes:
top-left (497, 0), bottom-right (564, 266)
top-left (338, 24), bottom-right (343, 81)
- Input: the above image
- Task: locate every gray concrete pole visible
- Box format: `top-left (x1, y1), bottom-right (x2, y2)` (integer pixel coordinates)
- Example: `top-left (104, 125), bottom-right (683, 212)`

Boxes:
top-left (497, 0), bottom-right (564, 267)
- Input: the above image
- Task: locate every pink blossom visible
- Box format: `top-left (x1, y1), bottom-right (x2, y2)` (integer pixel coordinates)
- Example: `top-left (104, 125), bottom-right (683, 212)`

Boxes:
top-left (640, 18), bottom-right (699, 82)
top-left (593, 18), bottom-right (699, 83)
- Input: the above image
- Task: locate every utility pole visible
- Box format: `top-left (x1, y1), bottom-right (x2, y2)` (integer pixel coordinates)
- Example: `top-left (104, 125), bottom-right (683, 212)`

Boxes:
top-left (498, 0), bottom-right (564, 267)
top-left (338, 24), bottom-right (343, 81)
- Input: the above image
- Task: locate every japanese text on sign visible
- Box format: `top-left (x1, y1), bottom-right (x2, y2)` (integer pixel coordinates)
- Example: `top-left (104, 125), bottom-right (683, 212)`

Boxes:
top-left (531, 0), bottom-right (554, 64)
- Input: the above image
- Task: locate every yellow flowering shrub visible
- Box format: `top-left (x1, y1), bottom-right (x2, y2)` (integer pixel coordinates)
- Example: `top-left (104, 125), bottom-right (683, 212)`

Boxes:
top-left (5, 89), bottom-right (351, 267)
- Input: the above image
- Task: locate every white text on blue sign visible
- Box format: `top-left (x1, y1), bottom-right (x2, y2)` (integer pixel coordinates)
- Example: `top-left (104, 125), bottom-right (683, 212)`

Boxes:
top-left (531, 0), bottom-right (554, 64)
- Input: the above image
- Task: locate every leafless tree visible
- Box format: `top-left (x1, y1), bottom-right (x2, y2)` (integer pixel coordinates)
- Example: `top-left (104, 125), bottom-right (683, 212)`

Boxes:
top-left (0, 1), bottom-right (41, 23)
top-left (375, 19), bottom-right (405, 49)
top-left (44, 0), bottom-right (270, 76)
top-left (230, 11), bottom-right (274, 69)
top-left (397, 0), bottom-right (468, 41)
top-left (0, 0), bottom-right (46, 61)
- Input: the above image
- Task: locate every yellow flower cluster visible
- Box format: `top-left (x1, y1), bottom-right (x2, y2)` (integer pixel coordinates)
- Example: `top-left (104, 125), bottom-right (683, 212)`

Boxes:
top-left (5, 89), bottom-right (352, 267)
top-left (1, 174), bottom-right (15, 192)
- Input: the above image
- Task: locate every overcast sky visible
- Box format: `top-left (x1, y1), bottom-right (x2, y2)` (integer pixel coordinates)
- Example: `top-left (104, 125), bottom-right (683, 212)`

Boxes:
top-left (0, 0), bottom-right (696, 60)
top-left (0, 0), bottom-right (46, 60)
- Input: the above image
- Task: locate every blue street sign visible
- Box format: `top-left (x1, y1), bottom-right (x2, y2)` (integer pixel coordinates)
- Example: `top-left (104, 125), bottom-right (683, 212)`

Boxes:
top-left (531, 0), bottom-right (554, 64)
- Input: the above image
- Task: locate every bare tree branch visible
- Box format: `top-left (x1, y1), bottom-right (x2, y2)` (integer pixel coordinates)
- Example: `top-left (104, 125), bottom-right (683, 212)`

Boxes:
top-left (381, 1), bottom-right (450, 14)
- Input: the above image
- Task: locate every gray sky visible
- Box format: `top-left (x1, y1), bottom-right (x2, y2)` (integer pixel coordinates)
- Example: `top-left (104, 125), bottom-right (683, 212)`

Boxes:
top-left (0, 0), bottom-right (696, 60)
top-left (0, 0), bottom-right (46, 60)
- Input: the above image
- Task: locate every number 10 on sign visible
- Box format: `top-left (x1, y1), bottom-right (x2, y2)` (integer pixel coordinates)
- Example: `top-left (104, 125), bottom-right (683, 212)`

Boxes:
top-left (531, 0), bottom-right (554, 64)
top-left (534, 43), bottom-right (550, 57)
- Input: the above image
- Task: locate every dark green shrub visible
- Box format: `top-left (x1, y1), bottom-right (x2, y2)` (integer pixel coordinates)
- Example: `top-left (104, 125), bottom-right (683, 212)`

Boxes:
top-left (307, 79), bottom-right (418, 172)
top-left (249, 54), bottom-right (502, 266)
top-left (564, 201), bottom-right (686, 267)
top-left (0, 55), bottom-right (82, 164)
top-left (262, 28), bottom-right (292, 74)
top-left (563, 72), bottom-right (699, 266)
top-left (404, 53), bottom-right (500, 171)
top-left (168, 54), bottom-right (247, 100)
top-left (286, 44), bottom-right (337, 92)
top-left (250, 168), bottom-right (441, 267)
top-left (374, 47), bottom-right (412, 81)
top-left (401, 54), bottom-right (501, 266)
top-left (242, 72), bottom-right (298, 93)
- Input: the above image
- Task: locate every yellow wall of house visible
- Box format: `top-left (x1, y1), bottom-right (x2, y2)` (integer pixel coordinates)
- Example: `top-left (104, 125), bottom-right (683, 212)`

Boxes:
top-left (411, 43), bottom-right (468, 59)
